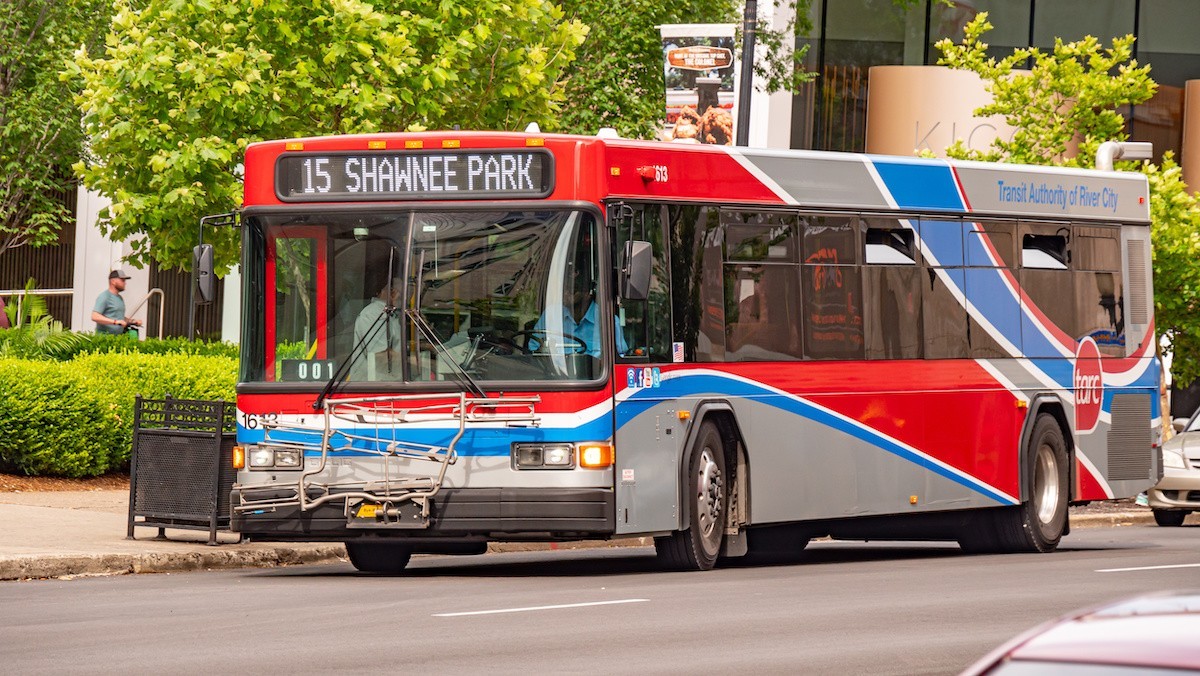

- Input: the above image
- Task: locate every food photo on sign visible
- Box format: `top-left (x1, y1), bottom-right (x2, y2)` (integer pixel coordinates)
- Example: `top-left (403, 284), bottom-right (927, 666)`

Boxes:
top-left (660, 24), bottom-right (737, 145)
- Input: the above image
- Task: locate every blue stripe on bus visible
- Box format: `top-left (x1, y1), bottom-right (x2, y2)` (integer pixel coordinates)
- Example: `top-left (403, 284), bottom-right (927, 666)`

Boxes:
top-left (871, 158), bottom-right (965, 212)
top-left (238, 413), bottom-right (615, 457)
top-left (616, 373), bottom-right (1017, 505)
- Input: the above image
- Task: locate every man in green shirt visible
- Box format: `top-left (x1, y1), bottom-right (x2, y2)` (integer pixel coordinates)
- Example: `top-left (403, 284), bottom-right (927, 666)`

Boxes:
top-left (92, 269), bottom-right (141, 335)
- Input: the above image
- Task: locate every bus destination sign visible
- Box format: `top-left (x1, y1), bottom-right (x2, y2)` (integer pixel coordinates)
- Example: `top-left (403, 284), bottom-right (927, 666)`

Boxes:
top-left (276, 149), bottom-right (554, 201)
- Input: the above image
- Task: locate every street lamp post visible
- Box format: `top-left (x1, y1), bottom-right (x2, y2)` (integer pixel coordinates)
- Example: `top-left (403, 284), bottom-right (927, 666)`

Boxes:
top-left (736, 0), bottom-right (757, 147)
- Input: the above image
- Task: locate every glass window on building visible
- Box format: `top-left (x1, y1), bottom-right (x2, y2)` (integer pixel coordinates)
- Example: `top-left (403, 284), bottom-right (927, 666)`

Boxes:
top-left (810, 0), bottom-right (914, 152)
top-left (1031, 0), bottom-right (1135, 48)
top-left (927, 0), bottom-right (1032, 63)
top-left (1131, 0), bottom-right (1200, 162)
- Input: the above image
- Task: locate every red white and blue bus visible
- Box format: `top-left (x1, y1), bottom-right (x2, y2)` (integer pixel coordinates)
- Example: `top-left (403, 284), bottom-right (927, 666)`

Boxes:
top-left (230, 131), bottom-right (1161, 572)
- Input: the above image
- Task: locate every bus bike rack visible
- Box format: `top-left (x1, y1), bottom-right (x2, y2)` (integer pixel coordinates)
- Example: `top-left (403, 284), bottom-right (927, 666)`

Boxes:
top-left (233, 393), bottom-right (541, 529)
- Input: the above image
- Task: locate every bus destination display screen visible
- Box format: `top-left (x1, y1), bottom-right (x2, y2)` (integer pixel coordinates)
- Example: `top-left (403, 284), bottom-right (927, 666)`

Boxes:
top-left (276, 149), bottom-right (554, 201)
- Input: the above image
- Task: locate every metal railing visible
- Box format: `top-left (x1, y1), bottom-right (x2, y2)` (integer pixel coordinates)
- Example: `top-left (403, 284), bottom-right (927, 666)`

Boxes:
top-left (127, 288), bottom-right (165, 339)
top-left (0, 288), bottom-right (73, 328)
top-left (1, 287), bottom-right (165, 337)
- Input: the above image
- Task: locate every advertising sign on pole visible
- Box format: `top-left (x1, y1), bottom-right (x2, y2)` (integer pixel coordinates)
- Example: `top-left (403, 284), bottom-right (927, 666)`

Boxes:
top-left (660, 24), bottom-right (738, 145)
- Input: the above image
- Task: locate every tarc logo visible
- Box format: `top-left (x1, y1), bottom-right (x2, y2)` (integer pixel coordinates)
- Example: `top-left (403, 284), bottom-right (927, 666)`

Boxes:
top-left (1073, 338), bottom-right (1103, 434)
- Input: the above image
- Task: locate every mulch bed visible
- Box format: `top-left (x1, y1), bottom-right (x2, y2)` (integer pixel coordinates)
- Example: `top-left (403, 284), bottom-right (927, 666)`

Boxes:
top-left (0, 473), bottom-right (130, 493)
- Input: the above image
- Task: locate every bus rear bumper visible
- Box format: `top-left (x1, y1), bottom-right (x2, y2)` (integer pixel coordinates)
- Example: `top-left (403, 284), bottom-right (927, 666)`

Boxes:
top-left (231, 486), bottom-right (615, 542)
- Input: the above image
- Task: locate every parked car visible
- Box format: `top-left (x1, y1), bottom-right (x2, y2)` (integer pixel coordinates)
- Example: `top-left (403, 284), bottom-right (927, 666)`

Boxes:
top-left (1148, 407), bottom-right (1200, 526)
top-left (961, 592), bottom-right (1200, 675)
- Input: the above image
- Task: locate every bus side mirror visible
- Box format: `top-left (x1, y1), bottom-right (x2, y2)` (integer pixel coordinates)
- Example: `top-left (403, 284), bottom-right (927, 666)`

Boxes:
top-left (620, 240), bottom-right (652, 301)
top-left (194, 244), bottom-right (215, 305)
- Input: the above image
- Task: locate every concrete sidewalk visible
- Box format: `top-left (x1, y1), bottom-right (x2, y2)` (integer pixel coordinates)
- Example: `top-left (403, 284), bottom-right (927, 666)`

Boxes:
top-left (0, 490), bottom-right (1158, 581)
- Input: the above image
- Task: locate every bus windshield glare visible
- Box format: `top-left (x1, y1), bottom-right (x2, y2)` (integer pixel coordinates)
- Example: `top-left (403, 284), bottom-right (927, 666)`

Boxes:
top-left (252, 209), bottom-right (603, 385)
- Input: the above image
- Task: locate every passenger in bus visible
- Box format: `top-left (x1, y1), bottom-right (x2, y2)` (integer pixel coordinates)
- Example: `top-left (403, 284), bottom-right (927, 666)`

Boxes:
top-left (529, 284), bottom-right (627, 359)
top-left (350, 277), bottom-right (403, 380)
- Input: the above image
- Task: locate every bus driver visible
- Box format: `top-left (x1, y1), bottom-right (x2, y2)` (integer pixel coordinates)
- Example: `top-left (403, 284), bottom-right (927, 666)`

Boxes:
top-left (529, 283), bottom-right (627, 358)
top-left (350, 277), bottom-right (403, 380)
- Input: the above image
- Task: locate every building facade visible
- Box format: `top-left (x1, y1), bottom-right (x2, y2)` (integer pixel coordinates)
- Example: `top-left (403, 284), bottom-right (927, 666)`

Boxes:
top-left (790, 0), bottom-right (1200, 169)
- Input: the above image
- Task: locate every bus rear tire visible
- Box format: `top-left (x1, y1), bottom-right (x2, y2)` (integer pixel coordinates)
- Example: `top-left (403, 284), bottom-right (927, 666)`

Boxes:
top-left (962, 414), bottom-right (1067, 554)
top-left (655, 421), bottom-right (727, 571)
top-left (345, 541), bottom-right (413, 573)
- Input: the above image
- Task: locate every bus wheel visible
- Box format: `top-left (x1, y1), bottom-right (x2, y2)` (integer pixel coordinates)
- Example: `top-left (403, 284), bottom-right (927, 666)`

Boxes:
top-left (655, 421), bottom-right (726, 571)
top-left (1002, 414), bottom-right (1069, 552)
top-left (345, 541), bottom-right (413, 573)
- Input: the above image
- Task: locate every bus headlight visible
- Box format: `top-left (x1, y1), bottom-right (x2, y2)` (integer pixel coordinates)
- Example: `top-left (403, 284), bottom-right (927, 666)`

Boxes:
top-left (249, 447), bottom-right (275, 468)
top-left (246, 446), bottom-right (304, 470)
top-left (512, 443), bottom-right (573, 469)
top-left (544, 446), bottom-right (572, 467)
top-left (274, 449), bottom-right (302, 468)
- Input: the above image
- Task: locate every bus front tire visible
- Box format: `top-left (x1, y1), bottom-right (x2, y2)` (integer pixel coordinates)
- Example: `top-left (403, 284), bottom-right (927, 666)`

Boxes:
top-left (655, 421), bottom-right (727, 571)
top-left (345, 541), bottom-right (413, 573)
top-left (960, 414), bottom-right (1068, 554)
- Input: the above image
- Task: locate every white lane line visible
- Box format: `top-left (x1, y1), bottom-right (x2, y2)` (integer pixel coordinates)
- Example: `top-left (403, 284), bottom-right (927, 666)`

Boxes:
top-left (433, 598), bottom-right (649, 617)
top-left (1096, 563), bottom-right (1200, 573)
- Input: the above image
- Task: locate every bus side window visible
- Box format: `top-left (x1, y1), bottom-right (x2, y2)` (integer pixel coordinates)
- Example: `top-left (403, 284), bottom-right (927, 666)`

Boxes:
top-left (1019, 222), bottom-right (1075, 358)
top-left (668, 205), bottom-right (724, 361)
top-left (801, 213), bottom-right (864, 360)
top-left (1074, 226), bottom-right (1124, 356)
top-left (615, 204), bottom-right (671, 362)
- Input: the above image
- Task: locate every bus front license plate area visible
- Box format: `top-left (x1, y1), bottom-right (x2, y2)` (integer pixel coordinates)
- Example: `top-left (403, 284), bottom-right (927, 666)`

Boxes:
top-left (347, 500), bottom-right (430, 529)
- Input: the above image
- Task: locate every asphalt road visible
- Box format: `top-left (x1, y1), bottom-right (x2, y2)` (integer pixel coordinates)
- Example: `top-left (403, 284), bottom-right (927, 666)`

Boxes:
top-left (4, 525), bottom-right (1200, 675)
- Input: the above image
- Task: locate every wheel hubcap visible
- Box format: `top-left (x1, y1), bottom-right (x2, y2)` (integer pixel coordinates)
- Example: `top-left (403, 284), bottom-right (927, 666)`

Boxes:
top-left (696, 447), bottom-right (723, 538)
top-left (1034, 442), bottom-right (1060, 525)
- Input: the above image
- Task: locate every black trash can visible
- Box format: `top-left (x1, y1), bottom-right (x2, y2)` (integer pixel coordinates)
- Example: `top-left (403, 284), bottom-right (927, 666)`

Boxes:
top-left (127, 396), bottom-right (237, 545)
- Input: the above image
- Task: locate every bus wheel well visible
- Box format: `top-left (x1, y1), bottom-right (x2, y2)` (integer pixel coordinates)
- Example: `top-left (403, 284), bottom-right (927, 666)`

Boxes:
top-left (1026, 400), bottom-right (1075, 504)
top-left (700, 409), bottom-right (749, 530)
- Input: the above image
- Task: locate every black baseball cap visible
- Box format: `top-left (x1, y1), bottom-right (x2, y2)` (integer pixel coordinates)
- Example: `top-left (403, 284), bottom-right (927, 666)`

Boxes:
top-left (109, 269), bottom-right (132, 280)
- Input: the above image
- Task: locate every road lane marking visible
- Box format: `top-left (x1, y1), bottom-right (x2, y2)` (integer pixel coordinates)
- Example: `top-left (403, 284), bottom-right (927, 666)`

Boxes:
top-left (1096, 563), bottom-right (1200, 573)
top-left (433, 598), bottom-right (649, 617)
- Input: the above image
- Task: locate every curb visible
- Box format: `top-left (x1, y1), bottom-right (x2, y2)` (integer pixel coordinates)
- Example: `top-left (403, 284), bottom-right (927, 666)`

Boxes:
top-left (0, 546), bottom-right (346, 581)
top-left (1069, 511), bottom-right (1155, 528)
top-left (0, 515), bottom-right (1155, 581)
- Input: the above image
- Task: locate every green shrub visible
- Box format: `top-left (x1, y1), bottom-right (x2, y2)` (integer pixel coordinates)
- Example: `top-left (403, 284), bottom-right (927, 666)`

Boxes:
top-left (0, 353), bottom-right (237, 476)
top-left (0, 329), bottom-right (239, 361)
top-left (0, 360), bottom-right (118, 477)
top-left (79, 335), bottom-right (240, 359)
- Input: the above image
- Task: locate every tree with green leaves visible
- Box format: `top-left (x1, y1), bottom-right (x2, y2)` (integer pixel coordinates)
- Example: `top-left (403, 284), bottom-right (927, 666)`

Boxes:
top-left (558, 0), bottom-right (818, 140)
top-left (935, 12), bottom-right (1200, 385)
top-left (0, 0), bottom-right (109, 260)
top-left (69, 0), bottom-right (587, 272)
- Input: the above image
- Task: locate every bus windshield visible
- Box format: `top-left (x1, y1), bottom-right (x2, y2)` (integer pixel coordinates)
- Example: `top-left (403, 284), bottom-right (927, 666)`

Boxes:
top-left (252, 209), bottom-right (603, 385)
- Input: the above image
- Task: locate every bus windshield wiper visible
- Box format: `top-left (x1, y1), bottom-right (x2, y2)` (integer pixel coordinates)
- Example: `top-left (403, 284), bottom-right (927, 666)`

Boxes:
top-left (312, 305), bottom-right (395, 411)
top-left (405, 308), bottom-right (487, 399)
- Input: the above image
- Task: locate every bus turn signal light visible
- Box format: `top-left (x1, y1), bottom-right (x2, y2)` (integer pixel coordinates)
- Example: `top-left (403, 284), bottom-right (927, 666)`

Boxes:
top-left (232, 446), bottom-right (245, 469)
top-left (578, 444), bottom-right (614, 469)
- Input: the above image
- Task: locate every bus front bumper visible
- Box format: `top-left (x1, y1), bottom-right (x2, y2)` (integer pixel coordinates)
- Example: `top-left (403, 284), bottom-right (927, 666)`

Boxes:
top-left (231, 486), bottom-right (615, 542)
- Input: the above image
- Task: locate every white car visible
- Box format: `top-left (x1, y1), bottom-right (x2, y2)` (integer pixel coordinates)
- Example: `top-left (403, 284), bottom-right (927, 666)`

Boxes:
top-left (1148, 407), bottom-right (1200, 526)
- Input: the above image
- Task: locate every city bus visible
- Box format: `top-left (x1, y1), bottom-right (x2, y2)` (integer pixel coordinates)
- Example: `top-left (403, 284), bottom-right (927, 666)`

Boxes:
top-left (229, 130), bottom-right (1161, 572)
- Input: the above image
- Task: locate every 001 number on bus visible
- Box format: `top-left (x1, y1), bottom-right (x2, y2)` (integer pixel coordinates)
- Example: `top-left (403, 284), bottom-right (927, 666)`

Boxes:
top-left (280, 359), bottom-right (337, 382)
